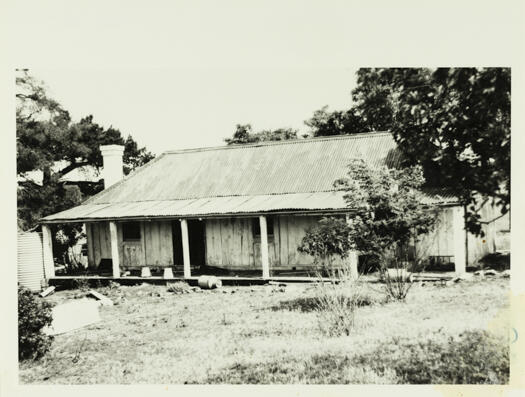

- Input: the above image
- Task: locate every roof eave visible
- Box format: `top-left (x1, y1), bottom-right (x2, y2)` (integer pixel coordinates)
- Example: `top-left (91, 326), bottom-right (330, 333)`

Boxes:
top-left (40, 208), bottom-right (355, 224)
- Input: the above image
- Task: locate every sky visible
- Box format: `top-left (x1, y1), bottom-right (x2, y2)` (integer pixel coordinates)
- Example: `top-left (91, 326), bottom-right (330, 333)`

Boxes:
top-left (31, 67), bottom-right (358, 155)
top-left (6, 0), bottom-right (520, 155)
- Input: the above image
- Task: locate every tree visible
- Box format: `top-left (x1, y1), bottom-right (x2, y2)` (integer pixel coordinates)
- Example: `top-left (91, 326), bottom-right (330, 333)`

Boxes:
top-left (224, 124), bottom-right (298, 145)
top-left (335, 159), bottom-right (438, 260)
top-left (305, 106), bottom-right (365, 137)
top-left (16, 71), bottom-right (155, 268)
top-left (306, 68), bottom-right (510, 234)
top-left (390, 68), bottom-right (510, 235)
top-left (67, 115), bottom-right (155, 176)
top-left (336, 160), bottom-right (439, 299)
top-left (16, 71), bottom-right (73, 179)
top-left (298, 216), bottom-right (353, 273)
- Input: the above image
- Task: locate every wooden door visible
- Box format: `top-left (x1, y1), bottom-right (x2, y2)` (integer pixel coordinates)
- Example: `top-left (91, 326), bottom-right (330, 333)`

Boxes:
top-left (123, 241), bottom-right (143, 268)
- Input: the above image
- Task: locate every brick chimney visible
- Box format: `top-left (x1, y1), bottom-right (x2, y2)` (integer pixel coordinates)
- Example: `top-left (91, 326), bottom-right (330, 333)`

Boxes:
top-left (100, 144), bottom-right (125, 188)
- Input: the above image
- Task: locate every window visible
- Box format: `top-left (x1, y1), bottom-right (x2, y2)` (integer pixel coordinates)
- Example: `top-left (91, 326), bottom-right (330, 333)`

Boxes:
top-left (252, 217), bottom-right (274, 238)
top-left (123, 222), bottom-right (141, 241)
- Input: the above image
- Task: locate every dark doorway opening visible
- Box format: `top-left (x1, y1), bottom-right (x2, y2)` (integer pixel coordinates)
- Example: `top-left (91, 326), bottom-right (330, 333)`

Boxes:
top-left (172, 221), bottom-right (184, 274)
top-left (172, 219), bottom-right (206, 275)
top-left (188, 219), bottom-right (206, 268)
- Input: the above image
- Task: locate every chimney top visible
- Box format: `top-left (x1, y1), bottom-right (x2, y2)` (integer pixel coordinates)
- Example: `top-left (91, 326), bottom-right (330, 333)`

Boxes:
top-left (100, 144), bottom-right (125, 189)
top-left (100, 144), bottom-right (125, 155)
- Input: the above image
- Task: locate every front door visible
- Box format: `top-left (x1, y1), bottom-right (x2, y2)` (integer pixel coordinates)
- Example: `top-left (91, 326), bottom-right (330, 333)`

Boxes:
top-left (123, 241), bottom-right (142, 268)
top-left (122, 221), bottom-right (144, 268)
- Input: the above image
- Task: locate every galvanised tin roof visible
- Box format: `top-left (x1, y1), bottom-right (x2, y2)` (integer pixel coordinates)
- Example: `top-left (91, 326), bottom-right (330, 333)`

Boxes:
top-left (42, 132), bottom-right (457, 222)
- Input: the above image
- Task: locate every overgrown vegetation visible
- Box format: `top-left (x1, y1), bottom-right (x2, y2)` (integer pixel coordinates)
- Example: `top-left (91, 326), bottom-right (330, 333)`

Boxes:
top-left (298, 223), bottom-right (368, 335)
top-left (19, 279), bottom-right (509, 384)
top-left (299, 161), bottom-right (439, 301)
top-left (207, 330), bottom-right (508, 384)
top-left (205, 356), bottom-right (398, 384)
top-left (353, 330), bottom-right (509, 384)
top-left (311, 278), bottom-right (376, 336)
top-left (18, 287), bottom-right (54, 361)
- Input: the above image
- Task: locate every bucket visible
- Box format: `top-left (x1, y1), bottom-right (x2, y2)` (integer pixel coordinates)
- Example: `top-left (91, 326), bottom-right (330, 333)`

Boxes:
top-left (198, 275), bottom-right (222, 289)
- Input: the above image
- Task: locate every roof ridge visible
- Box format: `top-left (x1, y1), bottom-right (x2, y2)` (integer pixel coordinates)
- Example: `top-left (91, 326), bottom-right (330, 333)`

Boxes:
top-left (163, 131), bottom-right (393, 155)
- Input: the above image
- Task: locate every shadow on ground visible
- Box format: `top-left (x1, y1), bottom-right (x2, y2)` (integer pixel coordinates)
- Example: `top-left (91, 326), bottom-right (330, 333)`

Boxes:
top-left (270, 294), bottom-right (379, 312)
top-left (270, 297), bottom-right (321, 312)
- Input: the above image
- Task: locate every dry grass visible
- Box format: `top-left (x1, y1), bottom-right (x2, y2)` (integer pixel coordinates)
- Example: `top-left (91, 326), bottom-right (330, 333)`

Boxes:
top-left (19, 278), bottom-right (510, 384)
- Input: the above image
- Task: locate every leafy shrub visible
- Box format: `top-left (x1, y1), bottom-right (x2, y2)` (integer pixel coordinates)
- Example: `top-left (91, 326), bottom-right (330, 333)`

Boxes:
top-left (298, 216), bottom-right (353, 275)
top-left (18, 286), bottom-right (54, 361)
top-left (354, 330), bottom-right (509, 384)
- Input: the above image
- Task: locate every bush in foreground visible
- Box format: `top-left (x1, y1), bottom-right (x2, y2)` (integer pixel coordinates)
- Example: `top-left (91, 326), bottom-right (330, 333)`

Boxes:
top-left (312, 279), bottom-right (379, 336)
top-left (18, 286), bottom-right (54, 361)
top-left (203, 356), bottom-right (397, 384)
top-left (355, 330), bottom-right (509, 384)
top-left (204, 330), bottom-right (508, 384)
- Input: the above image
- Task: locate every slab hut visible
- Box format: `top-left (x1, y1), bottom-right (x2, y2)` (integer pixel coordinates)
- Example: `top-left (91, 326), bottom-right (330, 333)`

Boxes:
top-left (41, 133), bottom-right (502, 278)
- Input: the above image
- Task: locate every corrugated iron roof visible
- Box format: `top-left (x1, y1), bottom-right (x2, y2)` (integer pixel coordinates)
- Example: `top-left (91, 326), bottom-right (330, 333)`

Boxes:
top-left (42, 190), bottom-right (458, 222)
top-left (86, 132), bottom-right (401, 204)
top-left (41, 132), bottom-right (458, 222)
top-left (42, 192), bottom-right (347, 222)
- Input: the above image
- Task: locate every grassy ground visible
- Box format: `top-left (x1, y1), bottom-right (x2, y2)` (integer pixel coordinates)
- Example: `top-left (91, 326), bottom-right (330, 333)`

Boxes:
top-left (19, 277), bottom-right (510, 384)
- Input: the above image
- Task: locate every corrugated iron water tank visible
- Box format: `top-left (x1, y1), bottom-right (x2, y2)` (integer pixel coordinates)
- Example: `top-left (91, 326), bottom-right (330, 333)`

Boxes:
top-left (17, 232), bottom-right (45, 292)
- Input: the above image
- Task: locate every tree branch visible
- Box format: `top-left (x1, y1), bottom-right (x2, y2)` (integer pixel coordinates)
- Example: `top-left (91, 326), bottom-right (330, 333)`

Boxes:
top-left (55, 161), bottom-right (90, 177)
